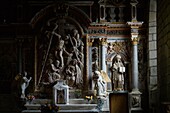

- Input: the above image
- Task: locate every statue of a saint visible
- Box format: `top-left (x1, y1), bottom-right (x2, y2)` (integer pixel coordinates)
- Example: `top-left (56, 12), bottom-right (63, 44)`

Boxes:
top-left (111, 54), bottom-right (125, 91)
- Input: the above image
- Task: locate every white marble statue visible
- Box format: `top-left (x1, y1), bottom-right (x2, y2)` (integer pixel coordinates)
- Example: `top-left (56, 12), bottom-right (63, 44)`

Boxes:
top-left (20, 71), bottom-right (32, 99)
top-left (111, 54), bottom-right (125, 91)
top-left (94, 71), bottom-right (107, 97)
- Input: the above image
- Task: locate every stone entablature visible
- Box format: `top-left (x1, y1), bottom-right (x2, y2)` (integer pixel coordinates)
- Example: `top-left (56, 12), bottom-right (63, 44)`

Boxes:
top-left (88, 23), bottom-right (146, 38)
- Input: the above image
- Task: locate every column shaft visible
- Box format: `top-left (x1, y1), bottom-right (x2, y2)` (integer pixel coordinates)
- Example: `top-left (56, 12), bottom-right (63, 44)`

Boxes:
top-left (101, 42), bottom-right (107, 72)
top-left (132, 43), bottom-right (138, 90)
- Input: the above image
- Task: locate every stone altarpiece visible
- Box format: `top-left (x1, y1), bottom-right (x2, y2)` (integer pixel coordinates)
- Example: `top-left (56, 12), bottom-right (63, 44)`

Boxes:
top-left (0, 0), bottom-right (149, 113)
top-left (32, 3), bottom-right (91, 97)
top-left (16, 1), bottom-right (147, 112)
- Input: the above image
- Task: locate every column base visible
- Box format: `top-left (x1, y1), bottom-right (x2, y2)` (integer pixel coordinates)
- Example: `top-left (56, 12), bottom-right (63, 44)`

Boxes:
top-left (129, 89), bottom-right (142, 113)
top-left (131, 108), bottom-right (143, 113)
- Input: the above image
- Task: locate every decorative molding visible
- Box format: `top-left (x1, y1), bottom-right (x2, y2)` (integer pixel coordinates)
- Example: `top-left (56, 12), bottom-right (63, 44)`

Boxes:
top-left (88, 23), bottom-right (131, 37)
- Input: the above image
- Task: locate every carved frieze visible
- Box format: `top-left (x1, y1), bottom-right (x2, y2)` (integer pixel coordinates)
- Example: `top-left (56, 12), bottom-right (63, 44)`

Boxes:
top-left (107, 29), bottom-right (130, 35)
top-left (88, 23), bottom-right (131, 37)
top-left (88, 28), bottom-right (106, 35)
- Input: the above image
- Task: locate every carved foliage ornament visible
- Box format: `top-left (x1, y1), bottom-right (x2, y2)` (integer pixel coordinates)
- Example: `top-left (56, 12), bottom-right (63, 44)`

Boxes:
top-left (106, 41), bottom-right (131, 62)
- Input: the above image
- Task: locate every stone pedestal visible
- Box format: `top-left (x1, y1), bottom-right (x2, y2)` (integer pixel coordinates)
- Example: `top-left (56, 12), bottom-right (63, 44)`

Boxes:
top-left (129, 90), bottom-right (142, 113)
top-left (53, 80), bottom-right (69, 104)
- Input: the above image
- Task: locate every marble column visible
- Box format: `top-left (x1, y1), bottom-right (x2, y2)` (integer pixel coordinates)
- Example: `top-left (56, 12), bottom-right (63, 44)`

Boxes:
top-left (100, 38), bottom-right (107, 72)
top-left (127, 21), bottom-right (143, 111)
top-left (131, 33), bottom-right (139, 91)
top-left (86, 35), bottom-right (94, 90)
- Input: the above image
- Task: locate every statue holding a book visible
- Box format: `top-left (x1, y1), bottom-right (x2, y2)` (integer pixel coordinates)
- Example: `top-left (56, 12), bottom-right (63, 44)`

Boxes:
top-left (111, 54), bottom-right (125, 91)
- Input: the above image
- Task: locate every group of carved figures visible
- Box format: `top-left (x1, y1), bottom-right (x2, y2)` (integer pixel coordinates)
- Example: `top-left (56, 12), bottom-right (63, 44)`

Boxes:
top-left (41, 25), bottom-right (84, 90)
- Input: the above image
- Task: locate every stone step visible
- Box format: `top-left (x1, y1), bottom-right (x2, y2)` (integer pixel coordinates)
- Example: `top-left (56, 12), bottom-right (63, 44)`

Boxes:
top-left (25, 103), bottom-right (97, 110)
top-left (30, 98), bottom-right (94, 105)
top-left (22, 109), bottom-right (99, 113)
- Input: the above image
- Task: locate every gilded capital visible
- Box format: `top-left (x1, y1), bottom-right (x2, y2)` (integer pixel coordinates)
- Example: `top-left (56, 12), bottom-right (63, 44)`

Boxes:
top-left (87, 39), bottom-right (94, 46)
top-left (131, 31), bottom-right (139, 45)
top-left (99, 38), bottom-right (107, 45)
top-left (131, 37), bottom-right (139, 45)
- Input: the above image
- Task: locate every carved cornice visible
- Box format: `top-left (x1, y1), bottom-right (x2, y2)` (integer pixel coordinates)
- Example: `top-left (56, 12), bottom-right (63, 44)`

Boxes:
top-left (127, 21), bottom-right (143, 28)
top-left (127, 21), bottom-right (143, 45)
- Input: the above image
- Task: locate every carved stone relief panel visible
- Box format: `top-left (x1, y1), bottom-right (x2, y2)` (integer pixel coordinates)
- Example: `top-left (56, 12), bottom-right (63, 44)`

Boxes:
top-left (36, 17), bottom-right (85, 94)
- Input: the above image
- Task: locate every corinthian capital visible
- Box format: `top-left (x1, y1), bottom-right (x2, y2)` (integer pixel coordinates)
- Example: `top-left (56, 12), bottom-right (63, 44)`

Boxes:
top-left (99, 38), bottom-right (107, 45)
top-left (131, 34), bottom-right (139, 45)
top-left (87, 39), bottom-right (94, 46)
